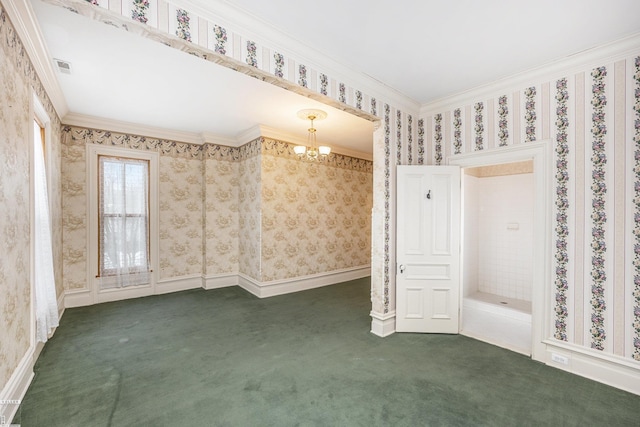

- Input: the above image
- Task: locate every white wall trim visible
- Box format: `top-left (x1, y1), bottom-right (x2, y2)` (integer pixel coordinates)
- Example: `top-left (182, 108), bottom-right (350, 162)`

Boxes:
top-left (64, 112), bottom-right (219, 146)
top-left (449, 141), bottom-right (552, 363)
top-left (370, 311), bottom-right (396, 337)
top-left (421, 32), bottom-right (640, 116)
top-left (200, 131), bottom-right (244, 147)
top-left (0, 344), bottom-right (35, 425)
top-left (155, 274), bottom-right (202, 294)
top-left (2, 0), bottom-right (69, 118)
top-left (64, 288), bottom-right (92, 308)
top-left (237, 274), bottom-right (262, 298)
top-left (238, 266), bottom-right (371, 298)
top-left (543, 340), bottom-right (640, 396)
top-left (202, 273), bottom-right (238, 290)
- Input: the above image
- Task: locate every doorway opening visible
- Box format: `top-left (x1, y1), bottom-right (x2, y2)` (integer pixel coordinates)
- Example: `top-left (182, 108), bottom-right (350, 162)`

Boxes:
top-left (460, 160), bottom-right (534, 355)
top-left (449, 141), bottom-right (551, 362)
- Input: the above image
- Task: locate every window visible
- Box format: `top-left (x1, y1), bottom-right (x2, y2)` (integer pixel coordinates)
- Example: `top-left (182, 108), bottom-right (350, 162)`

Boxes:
top-left (98, 155), bottom-right (150, 289)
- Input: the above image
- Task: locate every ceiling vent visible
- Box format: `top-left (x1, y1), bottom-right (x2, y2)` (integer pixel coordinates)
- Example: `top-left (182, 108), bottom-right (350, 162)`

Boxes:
top-left (53, 58), bottom-right (72, 74)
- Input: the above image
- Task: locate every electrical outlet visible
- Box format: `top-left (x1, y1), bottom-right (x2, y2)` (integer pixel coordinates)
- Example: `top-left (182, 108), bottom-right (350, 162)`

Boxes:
top-left (551, 353), bottom-right (569, 365)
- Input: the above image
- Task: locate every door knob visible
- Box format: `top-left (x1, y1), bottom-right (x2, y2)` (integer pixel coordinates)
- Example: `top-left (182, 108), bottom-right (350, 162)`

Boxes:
top-left (399, 264), bottom-right (405, 274)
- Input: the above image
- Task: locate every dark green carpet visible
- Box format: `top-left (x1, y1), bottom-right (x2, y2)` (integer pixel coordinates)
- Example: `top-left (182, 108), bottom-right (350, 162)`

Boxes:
top-left (16, 278), bottom-right (640, 426)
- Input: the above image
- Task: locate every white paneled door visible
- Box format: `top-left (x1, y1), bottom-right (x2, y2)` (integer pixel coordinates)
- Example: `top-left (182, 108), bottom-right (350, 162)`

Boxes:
top-left (396, 166), bottom-right (461, 333)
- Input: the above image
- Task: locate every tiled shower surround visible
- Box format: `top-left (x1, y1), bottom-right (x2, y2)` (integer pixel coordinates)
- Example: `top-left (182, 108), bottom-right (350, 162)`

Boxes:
top-left (466, 173), bottom-right (534, 302)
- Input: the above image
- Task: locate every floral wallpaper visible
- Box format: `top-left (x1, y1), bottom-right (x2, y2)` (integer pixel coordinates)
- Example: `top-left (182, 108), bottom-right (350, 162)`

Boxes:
top-left (434, 113), bottom-right (443, 165)
top-left (131, 0), bottom-right (149, 24)
top-left (383, 104), bottom-right (391, 313)
top-left (176, 8), bottom-right (191, 42)
top-left (497, 96), bottom-right (509, 147)
top-left (274, 52), bottom-right (284, 78)
top-left (417, 118), bottom-right (425, 165)
top-left (238, 140), bottom-right (261, 281)
top-left (634, 56), bottom-right (640, 362)
top-left (62, 127), bottom-right (207, 288)
top-left (213, 24), bottom-right (227, 55)
top-left (396, 110), bottom-right (402, 165)
top-left (298, 64), bottom-right (307, 88)
top-left (425, 54), bottom-right (640, 363)
top-left (159, 156), bottom-right (203, 279)
top-left (1, 5), bottom-right (62, 393)
top-left (246, 40), bottom-right (257, 68)
top-left (554, 78), bottom-right (569, 342)
top-left (204, 150), bottom-right (240, 277)
top-left (590, 66), bottom-right (607, 351)
top-left (319, 73), bottom-right (328, 96)
top-left (60, 128), bottom-right (372, 289)
top-left (61, 129), bottom-right (88, 291)
top-left (453, 108), bottom-right (462, 154)
top-left (0, 24), bottom-right (31, 394)
top-left (524, 86), bottom-right (537, 142)
top-left (407, 115), bottom-right (413, 164)
top-left (474, 102), bottom-right (484, 151)
top-left (260, 140), bottom-right (372, 282)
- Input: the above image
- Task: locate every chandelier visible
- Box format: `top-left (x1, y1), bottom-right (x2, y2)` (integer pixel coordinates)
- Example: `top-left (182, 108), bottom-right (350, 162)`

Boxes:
top-left (294, 109), bottom-right (331, 160)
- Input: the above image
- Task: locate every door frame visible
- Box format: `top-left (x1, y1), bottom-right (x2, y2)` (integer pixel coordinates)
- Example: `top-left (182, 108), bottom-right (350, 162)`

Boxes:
top-left (448, 141), bottom-right (551, 362)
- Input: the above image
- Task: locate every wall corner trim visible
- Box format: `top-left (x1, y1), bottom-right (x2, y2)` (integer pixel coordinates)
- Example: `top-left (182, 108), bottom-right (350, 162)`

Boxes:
top-left (370, 311), bottom-right (396, 337)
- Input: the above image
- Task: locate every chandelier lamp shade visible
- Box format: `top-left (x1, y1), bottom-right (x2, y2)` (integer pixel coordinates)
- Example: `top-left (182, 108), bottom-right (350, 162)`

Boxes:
top-left (294, 109), bottom-right (331, 160)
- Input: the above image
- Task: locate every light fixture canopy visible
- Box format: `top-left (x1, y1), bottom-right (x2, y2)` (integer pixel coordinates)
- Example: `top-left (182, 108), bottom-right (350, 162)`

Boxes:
top-left (295, 109), bottom-right (331, 160)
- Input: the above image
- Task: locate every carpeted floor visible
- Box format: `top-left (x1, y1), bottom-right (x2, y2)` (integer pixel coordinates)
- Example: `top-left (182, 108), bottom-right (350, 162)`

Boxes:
top-left (16, 278), bottom-right (640, 426)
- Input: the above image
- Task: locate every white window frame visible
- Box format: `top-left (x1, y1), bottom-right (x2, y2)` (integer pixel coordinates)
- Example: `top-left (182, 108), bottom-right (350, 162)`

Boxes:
top-left (87, 144), bottom-right (159, 304)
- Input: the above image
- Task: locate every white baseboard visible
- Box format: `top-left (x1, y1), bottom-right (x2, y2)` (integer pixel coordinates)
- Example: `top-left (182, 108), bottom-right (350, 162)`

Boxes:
top-left (238, 274), bottom-right (261, 297)
top-left (237, 266), bottom-right (370, 298)
top-left (543, 340), bottom-right (640, 396)
top-left (370, 311), bottom-right (396, 337)
top-left (155, 275), bottom-right (202, 294)
top-left (202, 273), bottom-right (238, 290)
top-left (64, 275), bottom-right (203, 307)
top-left (0, 344), bottom-right (35, 425)
top-left (64, 289), bottom-right (92, 308)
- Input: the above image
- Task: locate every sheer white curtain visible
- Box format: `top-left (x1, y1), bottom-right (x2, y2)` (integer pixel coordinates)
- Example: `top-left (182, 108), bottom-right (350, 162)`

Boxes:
top-left (99, 156), bottom-right (150, 289)
top-left (33, 121), bottom-right (59, 343)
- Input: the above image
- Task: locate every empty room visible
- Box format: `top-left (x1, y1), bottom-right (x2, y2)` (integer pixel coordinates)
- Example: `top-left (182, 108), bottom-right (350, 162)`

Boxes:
top-left (2, 0), bottom-right (640, 425)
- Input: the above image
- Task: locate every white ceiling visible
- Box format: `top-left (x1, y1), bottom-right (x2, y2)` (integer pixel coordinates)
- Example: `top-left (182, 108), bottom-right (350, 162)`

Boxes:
top-left (30, 0), bottom-right (375, 155)
top-left (30, 0), bottom-right (640, 155)
top-left (220, 0), bottom-right (640, 103)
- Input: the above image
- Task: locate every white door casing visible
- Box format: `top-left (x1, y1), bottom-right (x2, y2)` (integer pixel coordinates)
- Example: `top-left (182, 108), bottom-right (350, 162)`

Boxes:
top-left (396, 165), bottom-right (461, 333)
top-left (449, 141), bottom-right (551, 362)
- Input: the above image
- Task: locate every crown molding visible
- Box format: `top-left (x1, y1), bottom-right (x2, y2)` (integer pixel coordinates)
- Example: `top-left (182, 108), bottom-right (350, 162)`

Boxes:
top-left (63, 112), bottom-right (228, 145)
top-left (61, 115), bottom-right (373, 160)
top-left (3, 0), bottom-right (69, 118)
top-left (172, 0), bottom-right (421, 114)
top-left (236, 125), bottom-right (372, 161)
top-left (199, 131), bottom-right (239, 147)
top-left (420, 31), bottom-right (640, 116)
